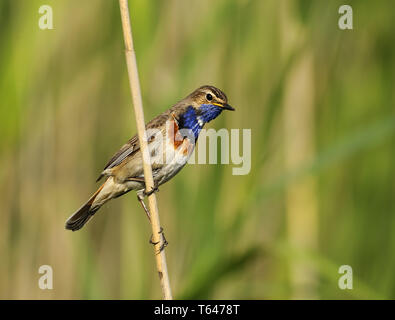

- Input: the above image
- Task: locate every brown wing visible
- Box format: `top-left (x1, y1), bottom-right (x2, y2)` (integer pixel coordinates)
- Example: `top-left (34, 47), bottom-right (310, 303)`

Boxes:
top-left (104, 135), bottom-right (139, 170)
top-left (95, 109), bottom-right (179, 182)
top-left (95, 135), bottom-right (139, 181)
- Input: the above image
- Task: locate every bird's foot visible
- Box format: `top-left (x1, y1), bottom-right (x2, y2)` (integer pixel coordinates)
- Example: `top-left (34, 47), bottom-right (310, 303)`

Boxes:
top-left (143, 185), bottom-right (159, 197)
top-left (149, 227), bottom-right (168, 253)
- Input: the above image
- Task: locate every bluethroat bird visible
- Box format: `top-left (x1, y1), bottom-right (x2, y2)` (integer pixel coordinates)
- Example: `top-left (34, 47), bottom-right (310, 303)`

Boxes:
top-left (65, 85), bottom-right (234, 231)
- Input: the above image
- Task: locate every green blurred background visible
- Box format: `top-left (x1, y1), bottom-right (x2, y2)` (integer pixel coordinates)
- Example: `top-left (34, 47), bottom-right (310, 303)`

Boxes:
top-left (0, 0), bottom-right (394, 299)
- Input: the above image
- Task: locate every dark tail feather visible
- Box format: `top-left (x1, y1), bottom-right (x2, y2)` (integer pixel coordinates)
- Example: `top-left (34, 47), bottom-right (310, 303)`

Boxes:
top-left (65, 184), bottom-right (104, 231)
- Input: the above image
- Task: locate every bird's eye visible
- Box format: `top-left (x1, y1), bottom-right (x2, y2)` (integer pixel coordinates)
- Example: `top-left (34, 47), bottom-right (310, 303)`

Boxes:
top-left (206, 93), bottom-right (213, 101)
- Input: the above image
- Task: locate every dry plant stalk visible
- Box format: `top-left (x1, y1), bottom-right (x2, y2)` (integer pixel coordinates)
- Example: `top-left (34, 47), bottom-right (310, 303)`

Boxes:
top-left (118, 0), bottom-right (173, 300)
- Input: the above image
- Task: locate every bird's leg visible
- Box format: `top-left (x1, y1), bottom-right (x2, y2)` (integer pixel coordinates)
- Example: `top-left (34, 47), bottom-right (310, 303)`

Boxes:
top-left (137, 194), bottom-right (151, 222)
top-left (129, 177), bottom-right (151, 221)
top-left (136, 192), bottom-right (168, 251)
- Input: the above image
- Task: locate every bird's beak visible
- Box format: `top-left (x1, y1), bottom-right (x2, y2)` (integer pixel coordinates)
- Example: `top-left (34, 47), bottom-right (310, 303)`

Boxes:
top-left (212, 102), bottom-right (235, 111)
top-left (221, 103), bottom-right (235, 111)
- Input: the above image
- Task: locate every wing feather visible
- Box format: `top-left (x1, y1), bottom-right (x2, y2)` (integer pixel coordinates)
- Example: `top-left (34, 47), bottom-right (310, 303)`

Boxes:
top-left (103, 136), bottom-right (139, 170)
top-left (96, 109), bottom-right (182, 182)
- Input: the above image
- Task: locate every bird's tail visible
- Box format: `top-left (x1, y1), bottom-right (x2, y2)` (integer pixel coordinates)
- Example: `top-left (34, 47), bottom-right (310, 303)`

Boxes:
top-left (65, 183), bottom-right (105, 231)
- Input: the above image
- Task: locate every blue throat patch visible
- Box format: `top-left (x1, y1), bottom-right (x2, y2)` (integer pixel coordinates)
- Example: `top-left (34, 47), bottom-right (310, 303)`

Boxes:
top-left (180, 105), bottom-right (223, 140)
top-left (199, 104), bottom-right (223, 123)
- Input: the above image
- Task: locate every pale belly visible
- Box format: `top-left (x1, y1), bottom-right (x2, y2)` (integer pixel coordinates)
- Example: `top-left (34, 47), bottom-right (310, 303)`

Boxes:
top-left (153, 136), bottom-right (195, 186)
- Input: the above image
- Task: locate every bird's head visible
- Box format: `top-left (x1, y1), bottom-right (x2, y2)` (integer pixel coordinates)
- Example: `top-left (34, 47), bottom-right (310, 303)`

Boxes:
top-left (187, 85), bottom-right (235, 124)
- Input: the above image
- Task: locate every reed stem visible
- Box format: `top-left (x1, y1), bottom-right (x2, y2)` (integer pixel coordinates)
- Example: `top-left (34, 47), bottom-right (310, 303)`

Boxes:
top-left (118, 0), bottom-right (173, 300)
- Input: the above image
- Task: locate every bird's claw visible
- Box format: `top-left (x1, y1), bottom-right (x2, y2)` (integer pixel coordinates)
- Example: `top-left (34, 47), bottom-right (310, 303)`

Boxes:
top-left (149, 227), bottom-right (168, 253)
top-left (143, 185), bottom-right (159, 197)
